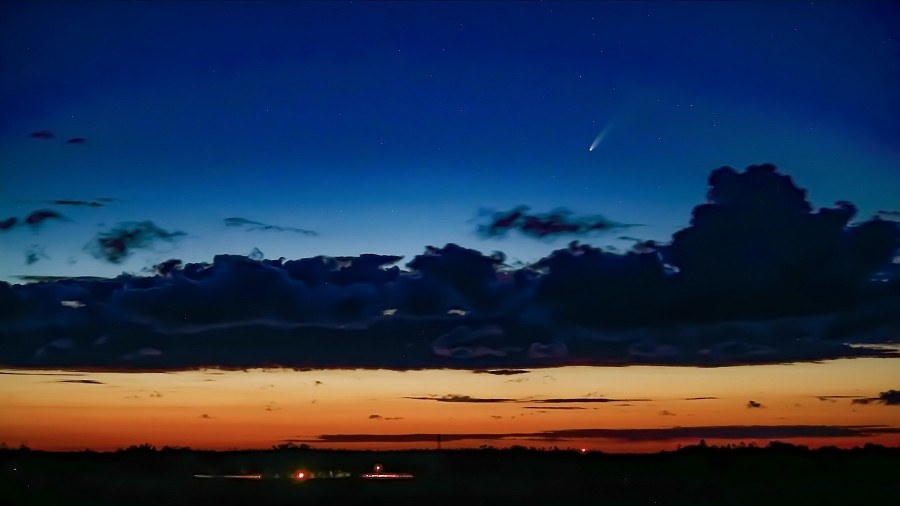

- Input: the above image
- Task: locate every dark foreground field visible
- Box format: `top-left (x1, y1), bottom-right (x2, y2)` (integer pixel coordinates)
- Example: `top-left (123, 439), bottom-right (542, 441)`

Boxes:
top-left (2, 444), bottom-right (898, 505)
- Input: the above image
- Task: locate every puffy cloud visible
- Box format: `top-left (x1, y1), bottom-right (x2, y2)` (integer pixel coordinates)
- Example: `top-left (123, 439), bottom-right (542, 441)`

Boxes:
top-left (86, 221), bottom-right (186, 263)
top-left (1, 165), bottom-right (898, 371)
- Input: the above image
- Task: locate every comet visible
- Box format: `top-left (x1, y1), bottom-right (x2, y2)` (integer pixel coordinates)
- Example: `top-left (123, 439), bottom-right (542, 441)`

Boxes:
top-left (588, 121), bottom-right (615, 152)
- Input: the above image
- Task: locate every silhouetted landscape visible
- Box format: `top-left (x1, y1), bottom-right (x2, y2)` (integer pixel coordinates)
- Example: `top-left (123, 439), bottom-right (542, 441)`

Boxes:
top-left (3, 442), bottom-right (898, 505)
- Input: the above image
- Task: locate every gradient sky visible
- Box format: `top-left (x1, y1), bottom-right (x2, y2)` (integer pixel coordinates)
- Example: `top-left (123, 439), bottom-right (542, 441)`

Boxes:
top-left (1, 1), bottom-right (899, 452)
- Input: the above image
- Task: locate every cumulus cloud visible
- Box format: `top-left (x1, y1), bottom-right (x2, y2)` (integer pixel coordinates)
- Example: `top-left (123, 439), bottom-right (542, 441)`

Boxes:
top-left (1, 164), bottom-right (898, 371)
top-left (289, 424), bottom-right (900, 445)
top-left (477, 206), bottom-right (636, 239)
top-left (852, 390), bottom-right (900, 406)
top-left (224, 217), bottom-right (317, 236)
top-left (86, 221), bottom-right (186, 263)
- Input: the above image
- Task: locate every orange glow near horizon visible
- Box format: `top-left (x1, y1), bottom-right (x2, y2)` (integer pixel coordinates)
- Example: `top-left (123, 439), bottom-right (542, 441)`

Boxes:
top-left (2, 358), bottom-right (899, 452)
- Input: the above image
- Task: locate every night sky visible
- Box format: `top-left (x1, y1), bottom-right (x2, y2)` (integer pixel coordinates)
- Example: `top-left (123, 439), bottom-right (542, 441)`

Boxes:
top-left (1, 1), bottom-right (899, 452)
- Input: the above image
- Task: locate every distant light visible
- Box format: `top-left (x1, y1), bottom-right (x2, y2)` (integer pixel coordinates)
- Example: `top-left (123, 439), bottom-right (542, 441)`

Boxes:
top-left (382, 309), bottom-right (397, 316)
top-left (295, 471), bottom-right (306, 480)
top-left (374, 464), bottom-right (383, 473)
top-left (580, 448), bottom-right (588, 454)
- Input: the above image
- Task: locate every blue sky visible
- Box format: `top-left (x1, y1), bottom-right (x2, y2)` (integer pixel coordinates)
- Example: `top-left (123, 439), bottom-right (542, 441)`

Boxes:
top-left (1, 1), bottom-right (899, 281)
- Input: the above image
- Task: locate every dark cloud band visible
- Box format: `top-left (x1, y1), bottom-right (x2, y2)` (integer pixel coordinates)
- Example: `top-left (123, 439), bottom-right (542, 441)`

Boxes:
top-left (1, 164), bottom-right (898, 371)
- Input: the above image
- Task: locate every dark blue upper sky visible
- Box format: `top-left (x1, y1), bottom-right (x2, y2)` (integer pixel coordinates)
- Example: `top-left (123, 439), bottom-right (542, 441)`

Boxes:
top-left (1, 1), bottom-right (899, 281)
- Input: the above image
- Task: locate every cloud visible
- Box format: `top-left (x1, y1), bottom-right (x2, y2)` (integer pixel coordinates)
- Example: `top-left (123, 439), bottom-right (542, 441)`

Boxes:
top-left (477, 206), bottom-right (637, 239)
top-left (524, 406), bottom-right (585, 410)
top-left (150, 391), bottom-right (163, 398)
top-left (49, 199), bottom-right (105, 207)
top-left (29, 130), bottom-right (55, 139)
top-left (0, 371), bottom-right (84, 376)
top-left (0, 209), bottom-right (70, 233)
top-left (684, 397), bottom-right (718, 401)
top-left (199, 413), bottom-right (212, 419)
top-left (0, 217), bottom-right (19, 231)
top-left (473, 369), bottom-right (530, 375)
top-left (289, 424), bottom-right (900, 445)
top-left (25, 210), bottom-right (67, 228)
top-left (747, 400), bottom-right (764, 408)
top-left (65, 138), bottom-right (86, 145)
top-left (86, 221), bottom-right (186, 263)
top-left (659, 410), bottom-right (676, 416)
top-left (531, 397), bottom-right (651, 404)
top-left (816, 395), bottom-right (864, 402)
top-left (405, 394), bottom-right (517, 403)
top-left (852, 390), bottom-right (900, 406)
top-left (1, 165), bottom-right (898, 371)
top-left (25, 245), bottom-right (49, 265)
top-left (367, 414), bottom-right (403, 421)
top-left (54, 379), bottom-right (104, 384)
top-left (405, 394), bottom-right (649, 404)
top-left (224, 217), bottom-right (317, 236)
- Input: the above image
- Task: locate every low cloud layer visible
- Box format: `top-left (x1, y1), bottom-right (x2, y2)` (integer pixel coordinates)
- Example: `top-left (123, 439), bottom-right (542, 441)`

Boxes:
top-left (1, 164), bottom-right (899, 371)
top-left (289, 424), bottom-right (900, 445)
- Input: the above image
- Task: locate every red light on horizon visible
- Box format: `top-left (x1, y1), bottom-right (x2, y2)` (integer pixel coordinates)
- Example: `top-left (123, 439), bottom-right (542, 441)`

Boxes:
top-left (295, 471), bottom-right (306, 480)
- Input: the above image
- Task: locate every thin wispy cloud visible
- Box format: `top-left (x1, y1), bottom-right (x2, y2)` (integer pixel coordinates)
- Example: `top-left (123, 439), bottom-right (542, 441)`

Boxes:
top-left (224, 217), bottom-right (317, 236)
top-left (289, 425), bottom-right (900, 444)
